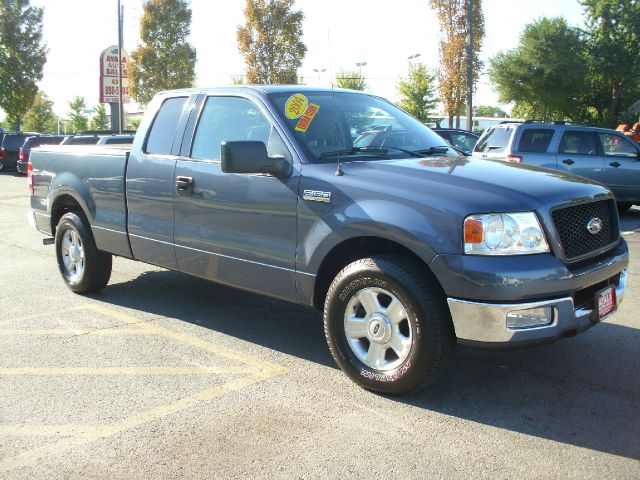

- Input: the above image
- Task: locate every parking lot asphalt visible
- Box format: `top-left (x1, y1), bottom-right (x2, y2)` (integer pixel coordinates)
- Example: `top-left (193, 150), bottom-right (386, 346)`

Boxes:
top-left (1, 171), bottom-right (639, 479)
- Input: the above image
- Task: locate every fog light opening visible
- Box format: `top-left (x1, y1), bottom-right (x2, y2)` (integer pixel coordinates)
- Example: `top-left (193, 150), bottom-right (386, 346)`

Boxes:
top-left (506, 307), bottom-right (554, 329)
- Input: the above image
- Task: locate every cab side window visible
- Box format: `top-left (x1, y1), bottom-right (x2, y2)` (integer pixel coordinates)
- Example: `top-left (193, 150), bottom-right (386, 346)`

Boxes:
top-left (191, 96), bottom-right (291, 162)
top-left (145, 97), bottom-right (188, 155)
top-left (599, 133), bottom-right (639, 158)
top-left (558, 131), bottom-right (598, 156)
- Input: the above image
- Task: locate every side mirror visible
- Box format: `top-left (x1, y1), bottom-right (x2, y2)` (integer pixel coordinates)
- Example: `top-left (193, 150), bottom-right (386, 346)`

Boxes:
top-left (221, 141), bottom-right (290, 177)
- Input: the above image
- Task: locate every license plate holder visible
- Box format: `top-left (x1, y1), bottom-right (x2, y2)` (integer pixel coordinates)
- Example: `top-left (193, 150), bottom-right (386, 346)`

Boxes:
top-left (596, 285), bottom-right (616, 321)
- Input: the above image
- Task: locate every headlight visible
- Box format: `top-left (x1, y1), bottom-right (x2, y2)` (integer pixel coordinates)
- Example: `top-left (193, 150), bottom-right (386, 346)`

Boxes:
top-left (464, 212), bottom-right (549, 255)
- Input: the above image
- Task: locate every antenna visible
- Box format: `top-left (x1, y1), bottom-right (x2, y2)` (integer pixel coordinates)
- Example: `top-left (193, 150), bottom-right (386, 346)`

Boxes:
top-left (327, 28), bottom-right (343, 176)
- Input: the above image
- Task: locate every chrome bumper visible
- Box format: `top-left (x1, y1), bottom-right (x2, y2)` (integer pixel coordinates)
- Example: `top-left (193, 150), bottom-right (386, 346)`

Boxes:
top-left (447, 269), bottom-right (627, 346)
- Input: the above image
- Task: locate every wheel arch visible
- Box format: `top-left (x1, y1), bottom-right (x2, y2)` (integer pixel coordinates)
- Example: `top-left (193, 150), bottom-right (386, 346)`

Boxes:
top-left (311, 236), bottom-right (444, 310)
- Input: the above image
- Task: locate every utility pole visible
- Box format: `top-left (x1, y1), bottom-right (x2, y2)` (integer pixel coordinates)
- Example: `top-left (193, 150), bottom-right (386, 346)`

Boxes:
top-left (117, 0), bottom-right (124, 133)
top-left (465, 0), bottom-right (473, 133)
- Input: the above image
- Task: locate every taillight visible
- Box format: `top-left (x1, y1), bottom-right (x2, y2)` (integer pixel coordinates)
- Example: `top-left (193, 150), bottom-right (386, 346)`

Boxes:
top-left (19, 149), bottom-right (25, 161)
top-left (506, 155), bottom-right (523, 163)
top-left (0, 148), bottom-right (5, 158)
top-left (27, 161), bottom-right (33, 194)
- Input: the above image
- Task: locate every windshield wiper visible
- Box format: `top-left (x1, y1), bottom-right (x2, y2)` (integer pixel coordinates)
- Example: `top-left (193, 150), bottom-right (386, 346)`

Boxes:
top-left (319, 147), bottom-right (391, 159)
top-left (413, 146), bottom-right (451, 156)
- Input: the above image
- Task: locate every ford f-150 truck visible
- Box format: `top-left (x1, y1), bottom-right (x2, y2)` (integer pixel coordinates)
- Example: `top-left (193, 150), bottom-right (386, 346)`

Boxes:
top-left (27, 86), bottom-right (628, 395)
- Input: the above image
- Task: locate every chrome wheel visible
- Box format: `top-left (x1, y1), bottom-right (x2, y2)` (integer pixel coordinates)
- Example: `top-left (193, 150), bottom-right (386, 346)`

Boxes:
top-left (344, 287), bottom-right (412, 371)
top-left (61, 228), bottom-right (85, 282)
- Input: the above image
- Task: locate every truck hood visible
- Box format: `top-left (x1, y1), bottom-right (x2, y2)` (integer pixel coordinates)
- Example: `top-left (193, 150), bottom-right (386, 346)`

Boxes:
top-left (339, 156), bottom-right (611, 213)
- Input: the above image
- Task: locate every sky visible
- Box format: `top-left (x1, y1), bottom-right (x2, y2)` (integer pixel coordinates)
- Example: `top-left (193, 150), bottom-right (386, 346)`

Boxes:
top-left (17, 0), bottom-right (586, 119)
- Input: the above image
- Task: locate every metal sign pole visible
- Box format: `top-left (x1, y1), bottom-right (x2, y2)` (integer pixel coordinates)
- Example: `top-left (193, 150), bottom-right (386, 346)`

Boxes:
top-left (117, 0), bottom-right (124, 133)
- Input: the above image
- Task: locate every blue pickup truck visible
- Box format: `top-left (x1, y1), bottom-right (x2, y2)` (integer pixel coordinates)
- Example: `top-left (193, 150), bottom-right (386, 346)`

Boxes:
top-left (27, 87), bottom-right (628, 395)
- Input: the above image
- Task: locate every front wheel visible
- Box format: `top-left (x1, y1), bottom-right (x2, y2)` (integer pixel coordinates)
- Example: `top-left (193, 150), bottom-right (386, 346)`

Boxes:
top-left (323, 255), bottom-right (455, 395)
top-left (55, 212), bottom-right (112, 293)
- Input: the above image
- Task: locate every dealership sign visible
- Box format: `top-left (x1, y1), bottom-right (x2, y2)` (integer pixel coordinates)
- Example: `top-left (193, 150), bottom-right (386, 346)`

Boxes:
top-left (99, 45), bottom-right (131, 104)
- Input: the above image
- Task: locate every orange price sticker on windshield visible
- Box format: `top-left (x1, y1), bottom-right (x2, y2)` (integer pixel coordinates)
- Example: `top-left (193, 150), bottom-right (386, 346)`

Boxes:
top-left (295, 103), bottom-right (320, 133)
top-left (285, 93), bottom-right (308, 119)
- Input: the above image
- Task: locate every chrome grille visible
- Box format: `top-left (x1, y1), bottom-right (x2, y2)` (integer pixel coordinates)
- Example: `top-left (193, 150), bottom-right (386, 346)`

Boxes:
top-left (551, 199), bottom-right (619, 261)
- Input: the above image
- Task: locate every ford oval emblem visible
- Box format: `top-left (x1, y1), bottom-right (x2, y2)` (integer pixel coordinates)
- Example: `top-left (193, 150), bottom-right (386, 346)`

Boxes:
top-left (587, 217), bottom-right (603, 235)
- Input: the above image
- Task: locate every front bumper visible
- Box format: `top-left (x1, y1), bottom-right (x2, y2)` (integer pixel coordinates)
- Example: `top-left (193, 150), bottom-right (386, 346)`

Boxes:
top-left (448, 269), bottom-right (627, 349)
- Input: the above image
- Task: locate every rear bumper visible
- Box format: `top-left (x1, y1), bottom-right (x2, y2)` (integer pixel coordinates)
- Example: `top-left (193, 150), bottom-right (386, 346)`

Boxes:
top-left (16, 160), bottom-right (27, 174)
top-left (448, 269), bottom-right (627, 349)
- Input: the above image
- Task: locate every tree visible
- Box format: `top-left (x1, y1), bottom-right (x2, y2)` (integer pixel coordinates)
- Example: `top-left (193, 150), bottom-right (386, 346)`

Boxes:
top-left (335, 68), bottom-right (366, 91)
top-left (23, 91), bottom-right (57, 133)
top-left (129, 0), bottom-right (197, 105)
top-left (237, 0), bottom-right (307, 84)
top-left (488, 18), bottom-right (587, 121)
top-left (429, 0), bottom-right (485, 128)
top-left (580, 0), bottom-right (640, 126)
top-left (90, 104), bottom-right (110, 131)
top-left (474, 105), bottom-right (507, 118)
top-left (0, 0), bottom-right (47, 132)
top-left (396, 62), bottom-right (439, 124)
top-left (67, 96), bottom-right (88, 133)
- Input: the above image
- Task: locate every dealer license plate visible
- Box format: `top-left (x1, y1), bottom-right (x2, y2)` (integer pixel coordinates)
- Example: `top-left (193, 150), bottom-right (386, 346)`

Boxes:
top-left (596, 286), bottom-right (616, 321)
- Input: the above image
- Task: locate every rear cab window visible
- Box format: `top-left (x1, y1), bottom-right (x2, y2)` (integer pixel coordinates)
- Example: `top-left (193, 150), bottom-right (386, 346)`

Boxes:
top-left (517, 129), bottom-right (554, 153)
top-left (145, 96), bottom-right (188, 155)
top-left (474, 125), bottom-right (513, 153)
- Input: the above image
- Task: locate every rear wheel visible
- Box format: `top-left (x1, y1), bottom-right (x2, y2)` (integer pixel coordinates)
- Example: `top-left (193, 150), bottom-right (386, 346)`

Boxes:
top-left (323, 255), bottom-right (455, 395)
top-left (55, 212), bottom-right (112, 293)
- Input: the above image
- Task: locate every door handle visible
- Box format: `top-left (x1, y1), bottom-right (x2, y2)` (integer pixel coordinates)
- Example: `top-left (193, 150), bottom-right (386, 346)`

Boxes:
top-left (562, 159), bottom-right (575, 165)
top-left (176, 176), bottom-right (193, 195)
top-left (609, 161), bottom-right (621, 168)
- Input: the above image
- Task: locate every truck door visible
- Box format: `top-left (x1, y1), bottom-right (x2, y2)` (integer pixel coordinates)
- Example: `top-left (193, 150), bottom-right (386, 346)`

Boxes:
top-left (173, 94), bottom-right (300, 302)
top-left (126, 95), bottom-right (193, 269)
top-left (597, 131), bottom-right (640, 201)
top-left (556, 130), bottom-right (605, 183)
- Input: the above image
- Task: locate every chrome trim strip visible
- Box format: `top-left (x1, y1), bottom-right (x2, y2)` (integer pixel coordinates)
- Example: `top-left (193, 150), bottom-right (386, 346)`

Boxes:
top-left (128, 232), bottom-right (316, 277)
top-left (92, 225), bottom-right (127, 236)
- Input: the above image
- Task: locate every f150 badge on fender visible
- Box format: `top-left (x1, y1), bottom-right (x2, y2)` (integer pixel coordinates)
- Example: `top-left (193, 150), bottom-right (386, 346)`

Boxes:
top-left (303, 189), bottom-right (331, 203)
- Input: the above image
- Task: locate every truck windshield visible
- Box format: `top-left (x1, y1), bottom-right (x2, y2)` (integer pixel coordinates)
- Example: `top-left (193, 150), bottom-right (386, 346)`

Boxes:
top-left (268, 91), bottom-right (458, 163)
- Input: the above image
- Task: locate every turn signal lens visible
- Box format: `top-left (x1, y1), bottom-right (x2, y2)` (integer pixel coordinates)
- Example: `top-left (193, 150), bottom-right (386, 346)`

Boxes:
top-left (464, 219), bottom-right (483, 243)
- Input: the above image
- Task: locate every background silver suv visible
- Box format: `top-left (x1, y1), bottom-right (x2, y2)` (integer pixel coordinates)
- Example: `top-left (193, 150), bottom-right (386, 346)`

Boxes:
top-left (473, 122), bottom-right (640, 213)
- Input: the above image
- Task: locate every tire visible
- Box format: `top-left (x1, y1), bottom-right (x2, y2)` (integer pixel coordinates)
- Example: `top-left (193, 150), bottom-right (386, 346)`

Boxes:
top-left (617, 202), bottom-right (632, 215)
top-left (55, 211), bottom-right (112, 294)
top-left (323, 255), bottom-right (455, 395)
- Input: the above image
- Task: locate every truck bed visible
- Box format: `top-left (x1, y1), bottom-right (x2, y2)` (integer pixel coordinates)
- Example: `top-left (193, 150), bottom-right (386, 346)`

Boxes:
top-left (29, 145), bottom-right (132, 258)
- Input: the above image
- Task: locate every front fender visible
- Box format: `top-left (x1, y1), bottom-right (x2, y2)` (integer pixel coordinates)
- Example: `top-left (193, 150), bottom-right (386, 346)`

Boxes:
top-left (299, 199), bottom-right (459, 274)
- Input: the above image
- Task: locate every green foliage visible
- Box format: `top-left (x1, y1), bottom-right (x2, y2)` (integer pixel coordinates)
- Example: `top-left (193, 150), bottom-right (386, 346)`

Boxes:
top-left (396, 62), bottom-right (439, 124)
top-left (67, 96), bottom-right (88, 133)
top-left (90, 104), bottom-right (110, 131)
top-left (474, 105), bottom-right (507, 118)
top-left (489, 17), bottom-right (586, 121)
top-left (127, 116), bottom-right (142, 132)
top-left (130, 0), bottom-right (197, 105)
top-left (23, 91), bottom-right (57, 133)
top-left (335, 68), bottom-right (366, 91)
top-left (237, 0), bottom-right (307, 84)
top-left (579, 0), bottom-right (640, 125)
top-left (0, 0), bottom-right (47, 131)
top-left (230, 75), bottom-right (245, 85)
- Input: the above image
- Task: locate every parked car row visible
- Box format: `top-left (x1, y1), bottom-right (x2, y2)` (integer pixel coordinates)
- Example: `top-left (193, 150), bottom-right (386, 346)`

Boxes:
top-left (0, 132), bottom-right (134, 173)
top-left (473, 122), bottom-right (640, 213)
